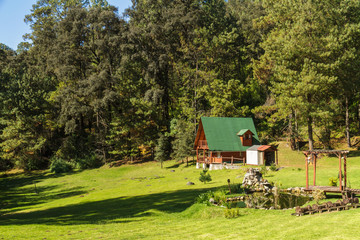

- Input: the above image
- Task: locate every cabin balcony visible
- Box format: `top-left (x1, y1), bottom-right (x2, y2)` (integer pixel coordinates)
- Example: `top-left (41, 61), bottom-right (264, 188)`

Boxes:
top-left (198, 140), bottom-right (208, 149)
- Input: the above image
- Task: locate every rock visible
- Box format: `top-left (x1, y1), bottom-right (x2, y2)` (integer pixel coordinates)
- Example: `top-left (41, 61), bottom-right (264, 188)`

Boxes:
top-left (184, 177), bottom-right (188, 180)
top-left (269, 206), bottom-right (275, 210)
top-left (186, 182), bottom-right (195, 185)
top-left (209, 198), bottom-right (215, 204)
top-left (170, 170), bottom-right (175, 172)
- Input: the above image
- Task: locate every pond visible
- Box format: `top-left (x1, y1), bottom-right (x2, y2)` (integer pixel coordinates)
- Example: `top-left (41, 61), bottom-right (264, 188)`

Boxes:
top-left (230, 192), bottom-right (312, 210)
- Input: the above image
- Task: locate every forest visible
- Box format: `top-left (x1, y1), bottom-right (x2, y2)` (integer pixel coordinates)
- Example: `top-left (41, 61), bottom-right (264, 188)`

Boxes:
top-left (1, 0), bottom-right (360, 171)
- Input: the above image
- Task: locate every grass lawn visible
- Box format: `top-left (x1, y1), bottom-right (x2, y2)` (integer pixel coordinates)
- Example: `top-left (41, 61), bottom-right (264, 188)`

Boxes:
top-left (1, 142), bottom-right (360, 239)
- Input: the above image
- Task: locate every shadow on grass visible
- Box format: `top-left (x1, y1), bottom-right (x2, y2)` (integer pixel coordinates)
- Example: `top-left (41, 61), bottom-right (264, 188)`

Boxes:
top-left (0, 170), bottom-right (87, 215)
top-left (166, 162), bottom-right (183, 169)
top-left (0, 188), bottom-right (217, 226)
top-left (166, 161), bottom-right (196, 169)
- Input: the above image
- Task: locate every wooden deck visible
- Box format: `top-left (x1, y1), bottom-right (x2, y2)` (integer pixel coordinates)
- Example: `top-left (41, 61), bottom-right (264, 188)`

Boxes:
top-left (306, 186), bottom-right (360, 194)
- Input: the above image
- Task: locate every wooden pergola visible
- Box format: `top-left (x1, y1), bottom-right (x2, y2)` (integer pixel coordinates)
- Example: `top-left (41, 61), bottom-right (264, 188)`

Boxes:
top-left (303, 150), bottom-right (349, 192)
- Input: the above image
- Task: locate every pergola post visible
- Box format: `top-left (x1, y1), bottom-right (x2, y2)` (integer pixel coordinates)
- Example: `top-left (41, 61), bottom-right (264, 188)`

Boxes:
top-left (305, 154), bottom-right (309, 190)
top-left (344, 155), bottom-right (347, 189)
top-left (339, 153), bottom-right (342, 191)
top-left (313, 154), bottom-right (317, 186)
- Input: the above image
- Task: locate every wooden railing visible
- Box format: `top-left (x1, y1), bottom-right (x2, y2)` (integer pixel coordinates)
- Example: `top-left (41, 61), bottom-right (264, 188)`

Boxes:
top-left (198, 156), bottom-right (245, 165)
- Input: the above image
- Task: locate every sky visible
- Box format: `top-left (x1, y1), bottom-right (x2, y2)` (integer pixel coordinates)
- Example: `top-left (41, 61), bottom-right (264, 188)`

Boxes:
top-left (0, 0), bottom-right (132, 50)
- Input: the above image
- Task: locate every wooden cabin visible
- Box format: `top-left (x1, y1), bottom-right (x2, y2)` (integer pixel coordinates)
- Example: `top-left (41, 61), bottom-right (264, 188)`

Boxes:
top-left (194, 117), bottom-right (277, 169)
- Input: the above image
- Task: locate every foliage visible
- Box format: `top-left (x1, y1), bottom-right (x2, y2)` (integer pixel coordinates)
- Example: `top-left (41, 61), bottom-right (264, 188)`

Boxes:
top-left (49, 157), bottom-right (72, 174)
top-left (260, 165), bottom-right (268, 176)
top-left (195, 190), bottom-right (214, 205)
top-left (154, 133), bottom-right (171, 168)
top-left (199, 169), bottom-right (212, 184)
top-left (229, 183), bottom-right (243, 194)
top-left (269, 163), bottom-right (277, 171)
top-left (2, 0), bottom-right (360, 170)
top-left (170, 119), bottom-right (194, 161)
top-left (74, 154), bottom-right (102, 170)
top-left (329, 177), bottom-right (338, 187)
top-left (214, 189), bottom-right (227, 205)
top-left (224, 208), bottom-right (241, 218)
top-left (312, 189), bottom-right (326, 204)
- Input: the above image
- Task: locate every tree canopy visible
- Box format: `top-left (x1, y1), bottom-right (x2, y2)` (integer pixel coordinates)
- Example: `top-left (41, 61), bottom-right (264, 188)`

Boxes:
top-left (1, 0), bottom-right (360, 170)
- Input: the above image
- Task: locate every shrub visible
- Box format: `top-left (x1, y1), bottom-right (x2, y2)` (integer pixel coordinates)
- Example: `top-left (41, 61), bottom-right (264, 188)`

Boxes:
top-left (195, 191), bottom-right (214, 205)
top-left (329, 177), bottom-right (338, 186)
top-left (229, 183), bottom-right (243, 194)
top-left (260, 165), bottom-right (268, 176)
top-left (75, 154), bottom-right (102, 169)
top-left (224, 208), bottom-right (241, 218)
top-left (50, 157), bottom-right (72, 174)
top-left (269, 163), bottom-right (277, 171)
top-left (213, 189), bottom-right (227, 205)
top-left (312, 189), bottom-right (325, 204)
top-left (199, 170), bottom-right (212, 184)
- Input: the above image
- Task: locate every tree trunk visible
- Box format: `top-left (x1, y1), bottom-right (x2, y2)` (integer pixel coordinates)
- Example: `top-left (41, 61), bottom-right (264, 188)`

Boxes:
top-left (358, 100), bottom-right (360, 131)
top-left (289, 112), bottom-right (295, 150)
top-left (345, 96), bottom-right (351, 147)
top-left (308, 115), bottom-right (314, 150)
top-left (295, 110), bottom-right (299, 151)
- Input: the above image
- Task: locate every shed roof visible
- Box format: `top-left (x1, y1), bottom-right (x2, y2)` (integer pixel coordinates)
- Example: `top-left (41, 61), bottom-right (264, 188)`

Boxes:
top-left (258, 145), bottom-right (274, 151)
top-left (247, 145), bottom-right (262, 151)
top-left (201, 117), bottom-right (260, 151)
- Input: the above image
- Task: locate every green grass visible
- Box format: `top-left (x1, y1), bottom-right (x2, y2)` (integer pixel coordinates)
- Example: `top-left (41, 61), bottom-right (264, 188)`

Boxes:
top-left (1, 143), bottom-right (360, 239)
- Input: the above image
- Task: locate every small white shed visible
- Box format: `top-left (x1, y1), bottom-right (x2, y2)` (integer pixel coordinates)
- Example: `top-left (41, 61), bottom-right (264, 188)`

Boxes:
top-left (246, 145), bottom-right (277, 166)
top-left (246, 145), bottom-right (262, 165)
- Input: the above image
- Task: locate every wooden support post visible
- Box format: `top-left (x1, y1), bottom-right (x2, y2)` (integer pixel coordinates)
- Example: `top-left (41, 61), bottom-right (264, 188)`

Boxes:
top-left (344, 156), bottom-right (347, 189)
top-left (339, 153), bottom-right (343, 191)
top-left (203, 149), bottom-right (205, 163)
top-left (306, 154), bottom-right (309, 190)
top-left (276, 150), bottom-right (278, 165)
top-left (210, 151), bottom-right (213, 164)
top-left (313, 154), bottom-right (317, 186)
top-left (196, 148), bottom-right (199, 163)
top-left (231, 156), bottom-right (233, 166)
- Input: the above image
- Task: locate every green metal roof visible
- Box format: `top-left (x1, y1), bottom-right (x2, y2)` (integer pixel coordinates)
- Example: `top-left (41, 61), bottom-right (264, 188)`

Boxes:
top-left (201, 117), bottom-right (260, 151)
top-left (237, 129), bottom-right (251, 136)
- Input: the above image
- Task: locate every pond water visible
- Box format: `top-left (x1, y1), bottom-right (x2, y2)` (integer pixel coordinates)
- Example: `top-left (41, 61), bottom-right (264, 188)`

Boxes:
top-left (231, 192), bottom-right (311, 209)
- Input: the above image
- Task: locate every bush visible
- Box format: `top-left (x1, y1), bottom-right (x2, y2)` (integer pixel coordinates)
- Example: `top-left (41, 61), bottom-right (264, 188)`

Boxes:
top-left (329, 177), bottom-right (338, 186)
top-left (270, 163), bottom-right (277, 171)
top-left (195, 191), bottom-right (214, 205)
top-left (75, 154), bottom-right (102, 169)
top-left (199, 170), bottom-right (212, 184)
top-left (213, 189), bottom-right (227, 205)
top-left (312, 189), bottom-right (325, 204)
top-left (260, 165), bottom-right (268, 176)
top-left (224, 208), bottom-right (241, 218)
top-left (229, 183), bottom-right (243, 194)
top-left (50, 157), bottom-right (72, 174)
